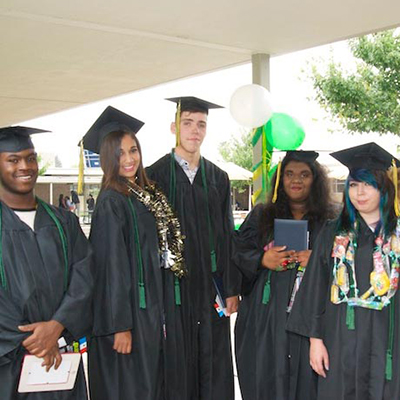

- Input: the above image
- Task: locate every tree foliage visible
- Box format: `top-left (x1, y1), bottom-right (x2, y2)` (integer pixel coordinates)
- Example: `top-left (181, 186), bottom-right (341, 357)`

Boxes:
top-left (37, 154), bottom-right (50, 176)
top-left (311, 29), bottom-right (400, 135)
top-left (219, 129), bottom-right (252, 192)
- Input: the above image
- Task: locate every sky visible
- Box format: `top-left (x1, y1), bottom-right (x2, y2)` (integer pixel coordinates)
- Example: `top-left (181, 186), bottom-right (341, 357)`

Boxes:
top-left (24, 38), bottom-right (400, 174)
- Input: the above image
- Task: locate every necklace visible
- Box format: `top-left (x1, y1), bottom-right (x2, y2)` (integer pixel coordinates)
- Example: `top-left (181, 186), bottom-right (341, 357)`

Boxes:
top-left (331, 219), bottom-right (400, 310)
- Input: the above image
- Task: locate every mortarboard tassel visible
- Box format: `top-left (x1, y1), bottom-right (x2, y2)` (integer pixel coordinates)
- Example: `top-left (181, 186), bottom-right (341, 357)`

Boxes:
top-left (175, 100), bottom-right (181, 147)
top-left (77, 140), bottom-right (84, 196)
top-left (272, 160), bottom-right (282, 204)
top-left (392, 159), bottom-right (399, 217)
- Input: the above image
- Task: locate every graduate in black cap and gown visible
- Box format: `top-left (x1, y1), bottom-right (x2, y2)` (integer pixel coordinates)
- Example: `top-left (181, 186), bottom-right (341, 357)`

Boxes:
top-left (233, 151), bottom-right (336, 400)
top-left (287, 143), bottom-right (400, 399)
top-left (146, 97), bottom-right (241, 400)
top-left (0, 126), bottom-right (93, 399)
top-left (84, 106), bottom-right (188, 400)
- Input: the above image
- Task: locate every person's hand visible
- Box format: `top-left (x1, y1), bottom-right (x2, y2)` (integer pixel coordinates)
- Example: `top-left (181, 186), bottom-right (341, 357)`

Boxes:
top-left (310, 338), bottom-right (329, 378)
top-left (261, 246), bottom-right (296, 270)
top-left (19, 320), bottom-right (64, 358)
top-left (225, 296), bottom-right (239, 316)
top-left (294, 250), bottom-right (312, 267)
top-left (113, 331), bottom-right (132, 354)
top-left (41, 345), bottom-right (62, 372)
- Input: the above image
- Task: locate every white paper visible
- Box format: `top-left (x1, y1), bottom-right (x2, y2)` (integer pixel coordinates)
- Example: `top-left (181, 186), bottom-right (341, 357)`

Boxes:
top-left (27, 360), bottom-right (71, 385)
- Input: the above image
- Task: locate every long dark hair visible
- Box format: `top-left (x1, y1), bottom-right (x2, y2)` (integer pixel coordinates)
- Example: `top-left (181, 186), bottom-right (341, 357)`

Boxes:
top-left (260, 156), bottom-right (335, 239)
top-left (100, 129), bottom-right (149, 195)
top-left (337, 169), bottom-right (396, 237)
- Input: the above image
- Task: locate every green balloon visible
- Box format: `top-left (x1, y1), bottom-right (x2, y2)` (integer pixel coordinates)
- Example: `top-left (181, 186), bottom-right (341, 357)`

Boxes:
top-left (265, 113), bottom-right (305, 150)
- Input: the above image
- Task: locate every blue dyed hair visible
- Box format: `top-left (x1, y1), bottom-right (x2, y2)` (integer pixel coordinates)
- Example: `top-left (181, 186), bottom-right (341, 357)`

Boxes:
top-left (340, 168), bottom-right (394, 236)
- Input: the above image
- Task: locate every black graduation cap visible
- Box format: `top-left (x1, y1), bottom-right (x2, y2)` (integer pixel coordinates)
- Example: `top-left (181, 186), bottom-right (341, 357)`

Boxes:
top-left (81, 106), bottom-right (145, 154)
top-left (330, 142), bottom-right (400, 172)
top-left (0, 126), bottom-right (49, 153)
top-left (167, 96), bottom-right (223, 114)
top-left (284, 150), bottom-right (319, 163)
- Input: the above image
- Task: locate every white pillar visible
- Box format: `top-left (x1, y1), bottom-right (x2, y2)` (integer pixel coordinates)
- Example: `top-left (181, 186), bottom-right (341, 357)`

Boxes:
top-left (252, 53), bottom-right (271, 205)
top-left (49, 183), bottom-right (53, 205)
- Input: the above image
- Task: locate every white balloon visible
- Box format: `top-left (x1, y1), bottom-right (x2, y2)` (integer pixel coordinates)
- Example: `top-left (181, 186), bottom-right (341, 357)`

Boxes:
top-left (229, 84), bottom-right (273, 128)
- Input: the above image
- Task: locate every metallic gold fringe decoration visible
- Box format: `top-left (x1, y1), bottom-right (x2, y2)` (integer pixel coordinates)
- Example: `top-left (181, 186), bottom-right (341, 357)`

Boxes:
top-left (127, 182), bottom-right (187, 278)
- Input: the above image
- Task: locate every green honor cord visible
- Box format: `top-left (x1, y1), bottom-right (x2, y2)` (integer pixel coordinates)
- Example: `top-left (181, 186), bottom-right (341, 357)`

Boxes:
top-left (37, 199), bottom-right (69, 292)
top-left (168, 151), bottom-right (182, 306)
top-left (127, 197), bottom-right (146, 309)
top-left (0, 199), bottom-right (69, 292)
top-left (386, 300), bottom-right (395, 380)
top-left (199, 157), bottom-right (217, 273)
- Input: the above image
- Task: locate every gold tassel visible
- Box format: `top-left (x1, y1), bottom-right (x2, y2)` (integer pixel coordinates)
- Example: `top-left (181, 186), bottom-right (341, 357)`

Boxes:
top-left (175, 100), bottom-right (181, 147)
top-left (77, 140), bottom-right (84, 195)
top-left (272, 160), bottom-right (282, 203)
top-left (392, 159), bottom-right (399, 217)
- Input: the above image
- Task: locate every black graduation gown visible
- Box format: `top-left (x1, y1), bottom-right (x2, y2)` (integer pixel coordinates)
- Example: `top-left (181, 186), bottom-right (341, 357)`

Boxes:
top-left (146, 154), bottom-right (241, 400)
top-left (88, 189), bottom-right (187, 400)
top-left (287, 218), bottom-right (400, 400)
top-left (0, 201), bottom-right (93, 400)
top-left (233, 204), bottom-right (322, 400)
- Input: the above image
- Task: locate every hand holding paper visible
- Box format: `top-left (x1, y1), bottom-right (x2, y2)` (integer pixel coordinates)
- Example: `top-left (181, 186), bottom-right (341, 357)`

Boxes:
top-left (41, 345), bottom-right (62, 372)
top-left (225, 296), bottom-right (239, 316)
top-left (19, 320), bottom-right (64, 358)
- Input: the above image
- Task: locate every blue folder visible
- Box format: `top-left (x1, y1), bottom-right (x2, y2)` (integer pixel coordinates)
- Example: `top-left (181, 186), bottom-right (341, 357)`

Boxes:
top-left (274, 219), bottom-right (308, 251)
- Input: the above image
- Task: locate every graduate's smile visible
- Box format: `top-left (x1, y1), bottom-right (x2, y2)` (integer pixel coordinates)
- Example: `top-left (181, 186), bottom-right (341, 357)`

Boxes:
top-left (290, 184), bottom-right (303, 191)
top-left (15, 173), bottom-right (35, 181)
top-left (121, 164), bottom-right (137, 172)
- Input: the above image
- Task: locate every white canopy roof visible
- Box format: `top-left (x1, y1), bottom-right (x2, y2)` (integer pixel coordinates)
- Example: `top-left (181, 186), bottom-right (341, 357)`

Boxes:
top-left (2, 1), bottom-right (400, 126)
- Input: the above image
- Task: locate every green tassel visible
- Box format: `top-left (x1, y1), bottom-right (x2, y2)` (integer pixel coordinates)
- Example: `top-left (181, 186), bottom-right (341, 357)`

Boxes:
top-left (262, 281), bottom-right (271, 304)
top-left (211, 250), bottom-right (217, 273)
top-left (386, 350), bottom-right (393, 381)
top-left (346, 304), bottom-right (355, 330)
top-left (139, 284), bottom-right (146, 309)
top-left (174, 277), bottom-right (181, 306)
